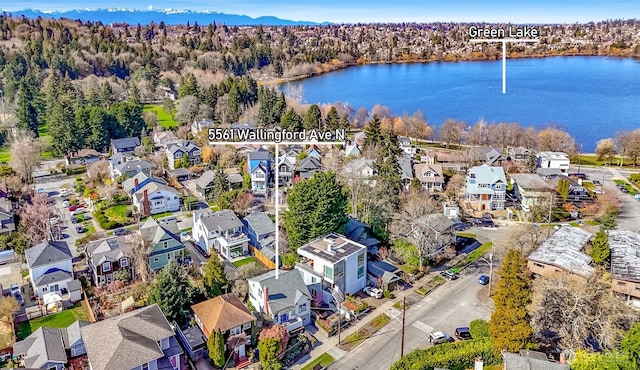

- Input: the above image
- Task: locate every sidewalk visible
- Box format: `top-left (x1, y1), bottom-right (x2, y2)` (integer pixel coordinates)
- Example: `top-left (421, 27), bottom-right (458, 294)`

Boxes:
top-left (291, 299), bottom-right (397, 370)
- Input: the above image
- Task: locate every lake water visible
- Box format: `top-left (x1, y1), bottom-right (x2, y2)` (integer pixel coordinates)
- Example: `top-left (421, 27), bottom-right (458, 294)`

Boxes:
top-left (285, 57), bottom-right (640, 152)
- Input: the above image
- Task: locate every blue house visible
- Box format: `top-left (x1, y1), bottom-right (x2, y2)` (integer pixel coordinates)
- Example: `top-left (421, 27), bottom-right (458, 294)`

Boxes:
top-left (121, 172), bottom-right (167, 194)
top-left (344, 218), bottom-right (381, 255)
top-left (242, 212), bottom-right (275, 250)
top-left (110, 137), bottom-right (140, 154)
top-left (305, 145), bottom-right (322, 159)
top-left (139, 217), bottom-right (185, 270)
top-left (248, 149), bottom-right (271, 191)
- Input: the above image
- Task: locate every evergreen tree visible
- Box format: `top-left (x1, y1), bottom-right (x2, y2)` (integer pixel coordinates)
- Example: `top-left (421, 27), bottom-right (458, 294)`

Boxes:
top-left (303, 104), bottom-right (322, 130)
top-left (280, 108), bottom-right (303, 131)
top-left (47, 91), bottom-right (78, 155)
top-left (556, 178), bottom-right (570, 201)
top-left (325, 106), bottom-right (340, 131)
top-left (363, 115), bottom-right (383, 149)
top-left (284, 172), bottom-right (348, 250)
top-left (258, 337), bottom-right (282, 370)
top-left (591, 227), bottom-right (611, 265)
top-left (202, 250), bottom-right (229, 298)
top-left (622, 323), bottom-right (640, 369)
top-left (148, 261), bottom-right (191, 324)
top-left (16, 71), bottom-right (42, 135)
top-left (209, 167), bottom-right (230, 202)
top-left (178, 72), bottom-right (199, 98)
top-left (489, 249), bottom-right (534, 356)
top-left (257, 86), bottom-right (279, 127)
top-left (208, 329), bottom-right (226, 368)
top-left (110, 102), bottom-right (145, 138)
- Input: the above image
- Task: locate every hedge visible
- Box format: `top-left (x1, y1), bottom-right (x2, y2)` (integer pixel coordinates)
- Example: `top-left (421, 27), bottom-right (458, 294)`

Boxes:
top-left (94, 211), bottom-right (124, 230)
top-left (66, 165), bottom-right (87, 175)
top-left (390, 337), bottom-right (497, 370)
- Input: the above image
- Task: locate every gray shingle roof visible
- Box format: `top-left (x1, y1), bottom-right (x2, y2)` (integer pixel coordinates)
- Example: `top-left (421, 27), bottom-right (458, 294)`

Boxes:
top-left (397, 155), bottom-right (413, 180)
top-left (528, 226), bottom-right (594, 277)
top-left (25, 241), bottom-right (72, 268)
top-left (111, 137), bottom-right (140, 150)
top-left (609, 230), bottom-right (640, 283)
top-left (86, 236), bottom-right (133, 266)
top-left (249, 269), bottom-right (311, 315)
top-left (167, 140), bottom-right (199, 155)
top-left (510, 174), bottom-right (553, 191)
top-left (122, 172), bottom-right (167, 193)
top-left (114, 159), bottom-right (155, 173)
top-left (248, 149), bottom-right (270, 161)
top-left (243, 212), bottom-right (275, 237)
top-left (81, 304), bottom-right (176, 370)
top-left (195, 170), bottom-right (216, 189)
top-left (61, 320), bottom-right (90, 350)
top-left (140, 217), bottom-right (181, 246)
top-left (13, 327), bottom-right (67, 368)
top-left (34, 268), bottom-right (73, 287)
top-left (197, 209), bottom-right (243, 232)
top-left (502, 351), bottom-right (569, 370)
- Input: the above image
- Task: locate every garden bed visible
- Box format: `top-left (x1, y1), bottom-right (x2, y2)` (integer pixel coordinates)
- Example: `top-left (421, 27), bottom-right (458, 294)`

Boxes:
top-left (416, 275), bottom-right (446, 296)
top-left (301, 353), bottom-right (335, 370)
top-left (339, 314), bottom-right (391, 351)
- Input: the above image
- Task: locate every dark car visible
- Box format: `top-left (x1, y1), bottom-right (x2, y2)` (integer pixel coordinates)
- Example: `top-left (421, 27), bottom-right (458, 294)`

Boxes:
top-left (478, 275), bottom-right (490, 285)
top-left (440, 270), bottom-right (459, 280)
top-left (455, 327), bottom-right (473, 340)
top-left (114, 228), bottom-right (130, 236)
top-left (76, 226), bottom-right (87, 233)
top-left (68, 205), bottom-right (81, 211)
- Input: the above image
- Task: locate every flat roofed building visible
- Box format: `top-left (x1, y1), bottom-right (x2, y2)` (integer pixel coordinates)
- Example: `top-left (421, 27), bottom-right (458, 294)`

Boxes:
top-left (609, 230), bottom-right (640, 299)
top-left (527, 226), bottom-right (594, 278)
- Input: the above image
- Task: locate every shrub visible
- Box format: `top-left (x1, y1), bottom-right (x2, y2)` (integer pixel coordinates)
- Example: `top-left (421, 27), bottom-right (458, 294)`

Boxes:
top-left (65, 165), bottom-right (87, 175)
top-left (391, 337), bottom-right (497, 370)
top-left (383, 290), bottom-right (394, 299)
top-left (469, 319), bottom-right (490, 339)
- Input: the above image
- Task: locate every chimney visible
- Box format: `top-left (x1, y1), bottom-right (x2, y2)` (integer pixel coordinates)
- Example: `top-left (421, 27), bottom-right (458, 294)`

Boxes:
top-left (142, 189), bottom-right (150, 216)
top-left (559, 353), bottom-right (566, 364)
top-left (263, 287), bottom-right (269, 316)
top-left (134, 178), bottom-right (139, 188)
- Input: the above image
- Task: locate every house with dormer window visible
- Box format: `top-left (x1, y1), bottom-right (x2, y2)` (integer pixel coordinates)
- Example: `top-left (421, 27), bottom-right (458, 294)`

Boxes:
top-left (139, 217), bottom-right (185, 270)
top-left (192, 209), bottom-right (249, 259)
top-left (465, 164), bottom-right (507, 211)
top-left (85, 236), bottom-right (134, 285)
top-left (166, 140), bottom-right (201, 170)
top-left (414, 163), bottom-right (444, 192)
top-left (25, 241), bottom-right (80, 300)
top-left (248, 149), bottom-right (271, 192)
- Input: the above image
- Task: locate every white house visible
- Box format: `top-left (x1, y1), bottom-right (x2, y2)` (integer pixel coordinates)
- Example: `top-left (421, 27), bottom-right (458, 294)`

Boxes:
top-left (132, 182), bottom-right (180, 216)
top-left (399, 137), bottom-right (417, 157)
top-left (25, 241), bottom-right (78, 300)
top-left (295, 233), bottom-right (367, 301)
top-left (191, 119), bottom-right (214, 137)
top-left (465, 164), bottom-right (507, 211)
top-left (413, 163), bottom-right (444, 192)
top-left (537, 152), bottom-right (570, 173)
top-left (342, 157), bottom-right (377, 186)
top-left (248, 269), bottom-right (311, 332)
top-left (192, 209), bottom-right (249, 259)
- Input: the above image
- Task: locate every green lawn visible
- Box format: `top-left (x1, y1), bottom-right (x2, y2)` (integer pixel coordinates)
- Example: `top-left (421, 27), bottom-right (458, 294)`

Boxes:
top-left (144, 104), bottom-right (179, 129)
top-left (614, 179), bottom-right (638, 195)
top-left (301, 353), bottom-right (335, 370)
top-left (455, 232), bottom-right (477, 239)
top-left (152, 211), bottom-right (175, 220)
top-left (17, 304), bottom-right (90, 340)
top-left (0, 147), bottom-right (9, 163)
top-left (233, 256), bottom-right (257, 267)
top-left (572, 154), bottom-right (633, 167)
top-left (340, 314), bottom-right (391, 351)
top-left (459, 241), bottom-right (494, 267)
top-left (104, 205), bottom-right (133, 224)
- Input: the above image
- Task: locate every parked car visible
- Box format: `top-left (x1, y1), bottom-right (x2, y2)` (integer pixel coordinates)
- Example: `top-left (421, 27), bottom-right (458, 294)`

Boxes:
top-left (68, 205), bottom-right (81, 212)
top-left (440, 270), bottom-right (459, 280)
top-left (429, 331), bottom-right (454, 344)
top-left (455, 327), bottom-right (473, 340)
top-left (76, 226), bottom-right (87, 233)
top-left (71, 208), bottom-right (85, 216)
top-left (477, 275), bottom-right (490, 285)
top-left (13, 292), bottom-right (24, 306)
top-left (592, 180), bottom-right (601, 186)
top-left (10, 283), bottom-right (20, 295)
top-left (59, 188), bottom-right (72, 196)
top-left (363, 286), bottom-right (383, 299)
top-left (62, 200), bottom-right (70, 207)
top-left (114, 228), bottom-right (130, 236)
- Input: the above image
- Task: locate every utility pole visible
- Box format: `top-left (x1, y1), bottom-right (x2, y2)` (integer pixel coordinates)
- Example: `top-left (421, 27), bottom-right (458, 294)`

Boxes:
top-left (400, 295), bottom-right (406, 357)
top-left (547, 192), bottom-right (553, 226)
top-left (488, 244), bottom-right (495, 297)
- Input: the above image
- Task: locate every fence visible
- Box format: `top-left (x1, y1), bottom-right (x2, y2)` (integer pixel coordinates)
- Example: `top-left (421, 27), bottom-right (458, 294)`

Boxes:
top-left (248, 245), bottom-right (276, 269)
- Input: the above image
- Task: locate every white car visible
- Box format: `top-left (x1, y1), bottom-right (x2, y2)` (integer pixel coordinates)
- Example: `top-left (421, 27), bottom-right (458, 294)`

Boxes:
top-left (62, 200), bottom-right (70, 207)
top-left (429, 331), bottom-right (453, 345)
top-left (59, 188), bottom-right (72, 196)
top-left (71, 208), bottom-right (85, 216)
top-left (363, 286), bottom-right (383, 299)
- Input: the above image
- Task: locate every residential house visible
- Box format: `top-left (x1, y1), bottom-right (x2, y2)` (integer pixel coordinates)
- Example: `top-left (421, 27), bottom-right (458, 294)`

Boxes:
top-left (537, 151), bottom-right (570, 173)
top-left (0, 199), bottom-right (15, 236)
top-left (153, 131), bottom-right (178, 147)
top-left (296, 233), bottom-right (367, 300)
top-left (13, 321), bottom-right (90, 370)
top-left (230, 122), bottom-right (256, 130)
top-left (65, 149), bottom-right (105, 166)
top-left (342, 157), bottom-right (376, 186)
top-left (468, 147), bottom-right (507, 167)
top-left (191, 119), bottom-right (215, 137)
top-left (166, 140), bottom-right (201, 170)
top-left (25, 240), bottom-right (79, 300)
top-left (413, 163), bottom-right (444, 192)
top-left (305, 144), bottom-right (322, 159)
top-left (191, 294), bottom-right (255, 366)
top-left (132, 182), bottom-right (180, 216)
top-left (424, 150), bottom-right (464, 171)
top-left (399, 137), bottom-right (416, 158)
top-left (110, 137), bottom-right (140, 154)
top-left (367, 260), bottom-right (401, 291)
top-left (111, 159), bottom-right (155, 180)
top-left (160, 86), bottom-right (177, 101)
top-left (502, 350), bottom-right (569, 370)
top-left (169, 168), bottom-right (192, 182)
top-left (81, 304), bottom-right (183, 370)
top-left (344, 143), bottom-right (361, 157)
top-left (242, 212), bottom-right (275, 250)
top-left (122, 172), bottom-right (167, 194)
top-left (548, 175), bottom-right (591, 206)
top-left (527, 226), bottom-right (594, 278)
top-left (196, 170), bottom-right (226, 199)
top-left (609, 231), bottom-right (640, 299)
top-left (295, 156), bottom-right (322, 181)
top-left (140, 217), bottom-right (185, 270)
top-left (192, 209), bottom-right (249, 259)
top-left (248, 269), bottom-right (311, 332)
top-left (247, 149), bottom-right (271, 192)
top-left (507, 146), bottom-right (533, 167)
top-left (397, 155), bottom-right (414, 190)
top-left (510, 174), bottom-right (554, 212)
top-left (465, 164), bottom-right (507, 211)
top-left (276, 155), bottom-right (296, 185)
top-left (353, 131), bottom-right (366, 146)
top-left (85, 236), bottom-right (134, 285)
top-left (343, 218), bottom-right (381, 255)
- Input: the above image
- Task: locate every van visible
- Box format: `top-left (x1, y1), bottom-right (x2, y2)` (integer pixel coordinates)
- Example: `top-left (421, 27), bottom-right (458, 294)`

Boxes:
top-left (0, 249), bottom-right (15, 265)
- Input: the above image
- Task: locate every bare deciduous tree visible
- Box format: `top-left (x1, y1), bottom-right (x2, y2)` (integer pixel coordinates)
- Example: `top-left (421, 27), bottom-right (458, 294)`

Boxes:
top-left (126, 233), bottom-right (155, 283)
top-left (595, 138), bottom-right (618, 164)
top-left (439, 118), bottom-right (463, 148)
top-left (536, 127), bottom-right (577, 154)
top-left (87, 159), bottom-right (110, 184)
top-left (509, 224), bottom-right (551, 256)
top-left (21, 193), bottom-right (58, 245)
top-left (445, 172), bottom-right (466, 202)
top-left (174, 95), bottom-right (200, 124)
top-left (9, 131), bottom-right (42, 185)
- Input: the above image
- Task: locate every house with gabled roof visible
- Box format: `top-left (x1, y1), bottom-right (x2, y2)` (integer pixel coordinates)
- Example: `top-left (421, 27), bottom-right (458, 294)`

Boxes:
top-left (295, 156), bottom-right (322, 181)
top-left (465, 164), bottom-right (507, 211)
top-left (111, 158), bottom-right (155, 180)
top-left (66, 149), bottom-right (105, 166)
top-left (166, 140), bottom-right (201, 170)
top-left (195, 169), bottom-right (231, 199)
top-left (414, 163), bottom-right (444, 192)
top-left (85, 236), bottom-right (134, 285)
top-left (132, 182), bottom-right (180, 216)
top-left (248, 149), bottom-right (271, 192)
top-left (0, 200), bottom-right (15, 236)
top-left (305, 144), bottom-right (322, 159)
top-left (192, 209), bottom-right (249, 260)
top-left (110, 137), bottom-right (140, 154)
top-left (344, 218), bottom-right (381, 255)
top-left (507, 146), bottom-right (533, 166)
top-left (192, 119), bottom-right (215, 136)
top-left (139, 217), bottom-right (185, 270)
top-left (81, 304), bottom-right (183, 370)
top-left (527, 226), bottom-right (594, 278)
top-left (609, 231), bottom-right (640, 299)
top-left (122, 172), bottom-right (167, 194)
top-left (344, 143), bottom-right (361, 157)
top-left (510, 174), bottom-right (554, 212)
top-left (25, 240), bottom-right (79, 300)
top-left (397, 155), bottom-right (414, 190)
top-left (248, 269), bottom-right (311, 332)
top-left (153, 130), bottom-right (178, 147)
top-left (242, 212), bottom-right (275, 251)
top-left (399, 137), bottom-right (416, 158)
top-left (276, 154), bottom-right (296, 185)
top-left (191, 294), bottom-right (255, 367)
top-left (468, 147), bottom-right (507, 167)
top-left (13, 320), bottom-right (90, 369)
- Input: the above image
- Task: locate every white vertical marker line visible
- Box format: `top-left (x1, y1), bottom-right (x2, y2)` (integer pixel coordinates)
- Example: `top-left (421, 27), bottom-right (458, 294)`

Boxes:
top-left (275, 143), bottom-right (280, 279)
top-left (502, 40), bottom-right (507, 94)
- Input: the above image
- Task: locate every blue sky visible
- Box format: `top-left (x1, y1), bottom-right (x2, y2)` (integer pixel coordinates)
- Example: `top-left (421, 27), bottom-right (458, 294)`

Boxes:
top-left (2, 0), bottom-right (639, 23)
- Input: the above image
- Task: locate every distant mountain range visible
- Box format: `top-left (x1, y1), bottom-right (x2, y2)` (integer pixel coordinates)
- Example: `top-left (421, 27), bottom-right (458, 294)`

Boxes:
top-left (5, 8), bottom-right (323, 26)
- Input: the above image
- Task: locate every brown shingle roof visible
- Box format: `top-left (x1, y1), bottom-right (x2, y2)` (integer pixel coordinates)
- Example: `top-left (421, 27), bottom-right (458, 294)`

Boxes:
top-left (191, 294), bottom-right (254, 337)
